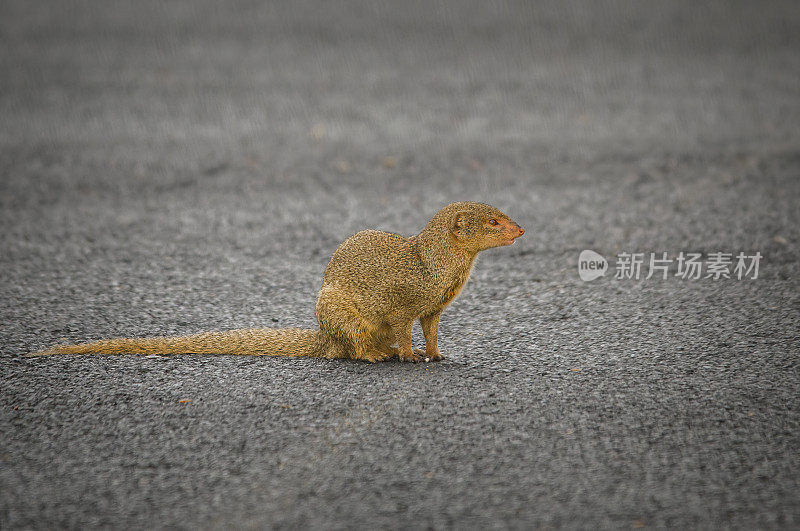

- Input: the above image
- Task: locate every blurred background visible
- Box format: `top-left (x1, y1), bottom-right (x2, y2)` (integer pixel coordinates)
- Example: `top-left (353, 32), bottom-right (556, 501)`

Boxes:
top-left (2, 0), bottom-right (799, 235)
top-left (1, 1), bottom-right (798, 528)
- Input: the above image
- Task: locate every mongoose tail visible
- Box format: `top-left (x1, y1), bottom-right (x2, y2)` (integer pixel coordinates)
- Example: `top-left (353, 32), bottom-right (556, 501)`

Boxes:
top-left (28, 328), bottom-right (322, 357)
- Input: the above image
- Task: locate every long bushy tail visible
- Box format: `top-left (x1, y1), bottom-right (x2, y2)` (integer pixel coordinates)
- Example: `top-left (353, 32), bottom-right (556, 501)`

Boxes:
top-left (27, 328), bottom-right (323, 357)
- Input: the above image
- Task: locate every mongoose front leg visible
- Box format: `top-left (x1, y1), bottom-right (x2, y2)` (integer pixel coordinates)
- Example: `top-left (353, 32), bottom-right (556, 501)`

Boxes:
top-left (393, 320), bottom-right (423, 362)
top-left (419, 312), bottom-right (444, 361)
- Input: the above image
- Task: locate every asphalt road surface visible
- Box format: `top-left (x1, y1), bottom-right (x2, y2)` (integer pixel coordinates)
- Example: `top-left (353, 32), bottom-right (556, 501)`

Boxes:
top-left (2, 1), bottom-right (799, 528)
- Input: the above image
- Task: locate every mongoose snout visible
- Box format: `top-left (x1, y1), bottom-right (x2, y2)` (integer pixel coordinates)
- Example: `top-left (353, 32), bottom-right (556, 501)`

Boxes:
top-left (503, 220), bottom-right (525, 240)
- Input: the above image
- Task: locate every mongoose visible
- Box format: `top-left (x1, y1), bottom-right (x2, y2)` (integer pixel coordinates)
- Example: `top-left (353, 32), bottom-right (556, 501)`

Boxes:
top-left (30, 202), bottom-right (524, 362)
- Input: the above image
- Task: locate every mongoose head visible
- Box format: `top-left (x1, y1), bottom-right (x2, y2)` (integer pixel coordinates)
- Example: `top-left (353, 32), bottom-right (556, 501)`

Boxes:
top-left (447, 202), bottom-right (525, 252)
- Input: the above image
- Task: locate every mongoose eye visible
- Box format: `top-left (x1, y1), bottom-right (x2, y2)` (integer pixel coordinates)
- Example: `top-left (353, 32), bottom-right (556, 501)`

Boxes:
top-left (488, 219), bottom-right (498, 226)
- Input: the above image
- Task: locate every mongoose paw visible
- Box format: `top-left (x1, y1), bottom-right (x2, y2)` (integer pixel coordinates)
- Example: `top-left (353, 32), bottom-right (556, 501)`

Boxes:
top-left (414, 348), bottom-right (446, 362)
top-left (417, 349), bottom-right (445, 362)
top-left (362, 350), bottom-right (393, 363)
top-left (398, 349), bottom-right (426, 363)
top-left (399, 349), bottom-right (445, 363)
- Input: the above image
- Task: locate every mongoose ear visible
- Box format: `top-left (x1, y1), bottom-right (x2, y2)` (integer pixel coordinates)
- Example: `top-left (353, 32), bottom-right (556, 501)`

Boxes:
top-left (452, 211), bottom-right (469, 238)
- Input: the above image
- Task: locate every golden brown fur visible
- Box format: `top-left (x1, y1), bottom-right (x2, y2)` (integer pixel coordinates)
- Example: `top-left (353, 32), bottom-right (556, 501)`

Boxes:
top-left (31, 202), bottom-right (524, 362)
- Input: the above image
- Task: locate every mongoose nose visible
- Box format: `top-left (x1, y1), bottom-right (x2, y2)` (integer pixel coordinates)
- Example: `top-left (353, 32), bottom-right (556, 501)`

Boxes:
top-left (518, 226), bottom-right (525, 236)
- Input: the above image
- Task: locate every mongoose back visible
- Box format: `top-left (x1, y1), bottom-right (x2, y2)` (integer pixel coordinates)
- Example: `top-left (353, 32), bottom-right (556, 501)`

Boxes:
top-left (30, 202), bottom-right (524, 362)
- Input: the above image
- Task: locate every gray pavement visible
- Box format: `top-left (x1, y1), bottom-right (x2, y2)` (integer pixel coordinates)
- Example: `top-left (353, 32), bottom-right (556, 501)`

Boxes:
top-left (1, 1), bottom-right (799, 528)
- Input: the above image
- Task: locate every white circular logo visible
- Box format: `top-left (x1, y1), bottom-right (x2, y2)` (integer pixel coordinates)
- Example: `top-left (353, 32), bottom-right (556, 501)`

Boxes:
top-left (578, 250), bottom-right (608, 281)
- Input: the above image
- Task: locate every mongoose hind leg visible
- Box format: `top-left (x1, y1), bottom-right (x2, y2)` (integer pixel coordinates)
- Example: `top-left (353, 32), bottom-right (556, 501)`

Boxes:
top-left (317, 286), bottom-right (388, 362)
top-left (375, 326), bottom-right (401, 358)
